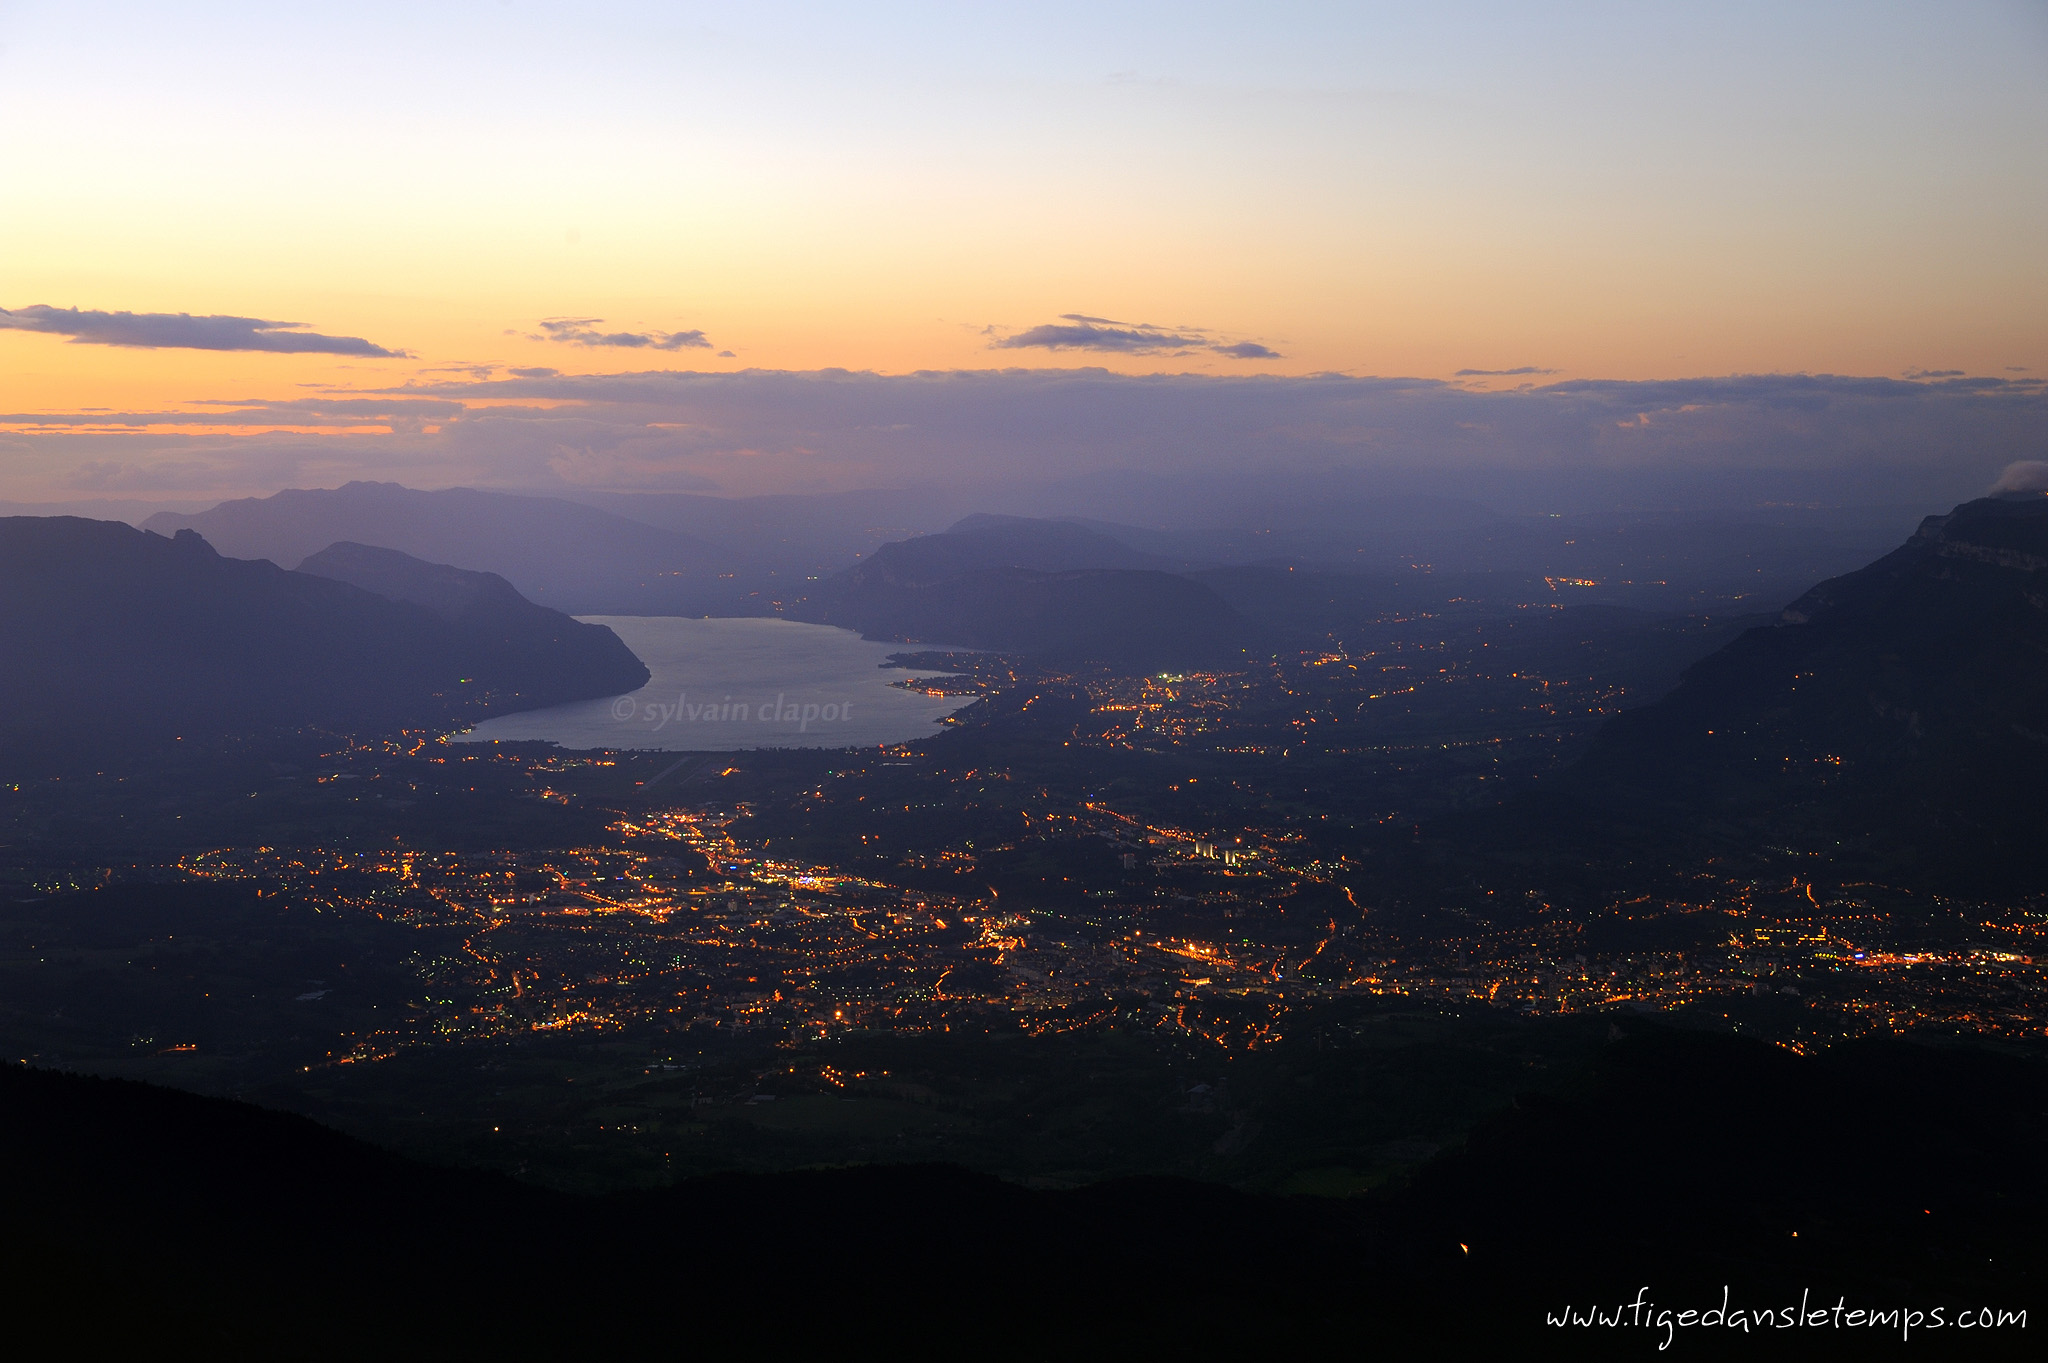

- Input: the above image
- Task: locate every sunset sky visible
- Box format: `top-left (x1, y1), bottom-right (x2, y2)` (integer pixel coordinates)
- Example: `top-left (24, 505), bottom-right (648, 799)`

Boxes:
top-left (3, 1), bottom-right (2045, 506)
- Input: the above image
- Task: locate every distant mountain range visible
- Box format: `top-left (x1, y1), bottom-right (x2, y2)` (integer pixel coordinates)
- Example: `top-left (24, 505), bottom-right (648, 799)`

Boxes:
top-left (803, 515), bottom-right (1247, 668)
top-left (140, 487), bottom-right (1257, 667)
top-left (130, 480), bottom-right (1915, 627)
top-left (960, 500), bottom-right (1907, 609)
top-left (561, 487), bottom-right (966, 579)
top-left (909, 514), bottom-right (1196, 573)
top-left (1573, 493), bottom-right (2048, 869)
top-left (142, 482), bottom-right (735, 615)
top-left (0, 519), bottom-right (646, 771)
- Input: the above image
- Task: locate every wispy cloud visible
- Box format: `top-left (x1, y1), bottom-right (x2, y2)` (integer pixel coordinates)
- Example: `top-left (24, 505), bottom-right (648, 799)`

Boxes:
top-left (537, 317), bottom-right (712, 350)
top-left (0, 396), bottom-right (463, 428)
top-left (1455, 365), bottom-right (1556, 377)
top-left (412, 361), bottom-right (498, 380)
top-left (992, 314), bottom-right (1281, 360)
top-left (993, 318), bottom-right (1204, 353)
top-left (0, 304), bottom-right (402, 356)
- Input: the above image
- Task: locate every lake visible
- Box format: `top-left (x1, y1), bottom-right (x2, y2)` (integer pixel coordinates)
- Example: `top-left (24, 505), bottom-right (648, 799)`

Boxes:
top-left (451, 616), bottom-right (973, 752)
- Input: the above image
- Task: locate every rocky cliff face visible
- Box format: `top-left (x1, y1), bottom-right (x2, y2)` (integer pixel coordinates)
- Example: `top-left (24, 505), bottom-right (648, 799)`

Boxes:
top-left (1569, 494), bottom-right (2048, 874)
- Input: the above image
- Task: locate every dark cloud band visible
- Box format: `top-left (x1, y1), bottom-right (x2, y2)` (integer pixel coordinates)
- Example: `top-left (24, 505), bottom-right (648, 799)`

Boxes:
top-left (0, 304), bottom-right (402, 356)
top-left (7, 368), bottom-right (2039, 516)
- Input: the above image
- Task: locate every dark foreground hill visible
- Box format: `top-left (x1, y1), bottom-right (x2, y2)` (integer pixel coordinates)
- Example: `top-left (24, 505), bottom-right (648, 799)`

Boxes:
top-left (1571, 493), bottom-right (2048, 876)
top-left (808, 518), bottom-right (1246, 669)
top-left (0, 518), bottom-right (646, 771)
top-left (143, 481), bottom-right (736, 614)
top-left (2, 1027), bottom-right (2040, 1356)
top-left (296, 539), bottom-right (647, 702)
